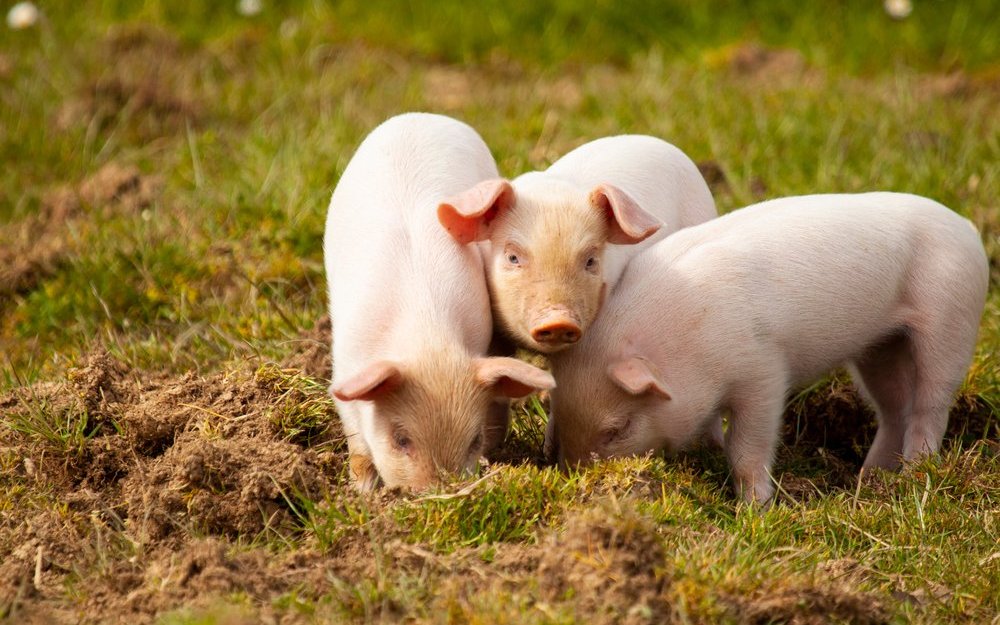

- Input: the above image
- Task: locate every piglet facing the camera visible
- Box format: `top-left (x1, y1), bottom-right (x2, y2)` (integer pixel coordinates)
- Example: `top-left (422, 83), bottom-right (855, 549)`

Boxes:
top-left (325, 113), bottom-right (554, 492)
top-left (547, 192), bottom-right (989, 504)
top-left (437, 135), bottom-right (716, 353)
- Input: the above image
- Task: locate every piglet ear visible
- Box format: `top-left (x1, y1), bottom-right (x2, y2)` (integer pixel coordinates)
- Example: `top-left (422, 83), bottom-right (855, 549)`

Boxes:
top-left (607, 357), bottom-right (671, 399)
top-left (589, 183), bottom-right (662, 245)
top-left (474, 357), bottom-right (555, 399)
top-left (332, 361), bottom-right (404, 402)
top-left (437, 179), bottom-right (515, 244)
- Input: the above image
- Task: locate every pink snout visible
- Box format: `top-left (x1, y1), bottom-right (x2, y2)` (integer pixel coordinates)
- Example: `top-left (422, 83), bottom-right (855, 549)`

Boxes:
top-left (530, 314), bottom-right (582, 346)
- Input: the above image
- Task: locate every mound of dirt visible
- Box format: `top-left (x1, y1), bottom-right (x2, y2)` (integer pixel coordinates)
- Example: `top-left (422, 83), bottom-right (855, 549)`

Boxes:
top-left (537, 505), bottom-right (670, 624)
top-left (727, 43), bottom-right (806, 79)
top-left (78, 162), bottom-right (160, 213)
top-left (783, 377), bottom-right (994, 463)
top-left (281, 315), bottom-right (332, 382)
top-left (55, 25), bottom-right (203, 137)
top-left (727, 585), bottom-right (890, 625)
top-left (0, 348), bottom-right (348, 620)
top-left (783, 379), bottom-right (878, 465)
top-left (0, 162), bottom-right (161, 300)
top-left (125, 433), bottom-right (330, 540)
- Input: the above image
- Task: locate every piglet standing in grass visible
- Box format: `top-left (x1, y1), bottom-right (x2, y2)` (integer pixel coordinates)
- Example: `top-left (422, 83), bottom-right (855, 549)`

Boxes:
top-left (547, 192), bottom-right (989, 504)
top-left (437, 135), bottom-right (717, 353)
top-left (325, 113), bottom-right (555, 491)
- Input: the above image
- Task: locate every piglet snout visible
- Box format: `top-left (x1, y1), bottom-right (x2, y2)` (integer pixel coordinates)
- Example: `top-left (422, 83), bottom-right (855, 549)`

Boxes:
top-left (530, 313), bottom-right (581, 345)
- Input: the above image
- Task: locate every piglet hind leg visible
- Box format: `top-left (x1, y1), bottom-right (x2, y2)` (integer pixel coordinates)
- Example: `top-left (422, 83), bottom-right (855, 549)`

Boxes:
top-left (902, 320), bottom-right (978, 464)
top-left (725, 376), bottom-right (787, 505)
top-left (849, 331), bottom-right (917, 471)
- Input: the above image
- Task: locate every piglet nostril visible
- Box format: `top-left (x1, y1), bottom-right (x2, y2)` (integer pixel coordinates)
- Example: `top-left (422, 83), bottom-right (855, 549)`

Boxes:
top-left (561, 329), bottom-right (580, 343)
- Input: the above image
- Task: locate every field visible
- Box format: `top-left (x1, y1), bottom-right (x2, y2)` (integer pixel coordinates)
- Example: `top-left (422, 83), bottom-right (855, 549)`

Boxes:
top-left (2, 1), bottom-right (999, 623)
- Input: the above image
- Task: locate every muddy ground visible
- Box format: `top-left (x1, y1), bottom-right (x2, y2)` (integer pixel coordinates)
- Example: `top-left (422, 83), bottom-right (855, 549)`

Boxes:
top-left (1, 317), bottom-right (991, 623)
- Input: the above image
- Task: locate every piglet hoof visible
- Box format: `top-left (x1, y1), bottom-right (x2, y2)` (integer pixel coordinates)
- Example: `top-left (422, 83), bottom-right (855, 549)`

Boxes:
top-left (349, 454), bottom-right (381, 492)
top-left (734, 476), bottom-right (775, 509)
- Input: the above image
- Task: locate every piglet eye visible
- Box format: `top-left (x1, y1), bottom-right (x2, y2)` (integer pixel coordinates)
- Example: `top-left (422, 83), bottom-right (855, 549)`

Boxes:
top-left (585, 257), bottom-right (597, 270)
top-left (393, 430), bottom-right (412, 452)
top-left (601, 418), bottom-right (630, 445)
top-left (507, 253), bottom-right (520, 265)
top-left (469, 433), bottom-right (484, 454)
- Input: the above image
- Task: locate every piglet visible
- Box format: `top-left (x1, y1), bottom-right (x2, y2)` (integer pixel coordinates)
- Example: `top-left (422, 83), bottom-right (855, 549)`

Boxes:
top-left (325, 113), bottom-right (554, 491)
top-left (437, 135), bottom-right (716, 352)
top-left (547, 192), bottom-right (989, 504)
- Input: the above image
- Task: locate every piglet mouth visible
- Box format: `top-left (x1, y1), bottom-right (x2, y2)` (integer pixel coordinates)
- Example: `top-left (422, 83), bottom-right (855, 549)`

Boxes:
top-left (529, 310), bottom-right (582, 349)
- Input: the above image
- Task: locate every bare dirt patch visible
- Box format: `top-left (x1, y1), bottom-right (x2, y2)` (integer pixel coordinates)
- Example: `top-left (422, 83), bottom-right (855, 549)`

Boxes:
top-left (536, 505), bottom-right (670, 624)
top-left (704, 42), bottom-right (819, 89)
top-left (55, 25), bottom-right (204, 137)
top-left (78, 537), bottom-right (371, 625)
top-left (727, 585), bottom-right (890, 625)
top-left (281, 315), bottom-right (332, 382)
top-left (0, 163), bottom-right (160, 300)
top-left (0, 54), bottom-right (13, 80)
top-left (0, 349), bottom-right (349, 621)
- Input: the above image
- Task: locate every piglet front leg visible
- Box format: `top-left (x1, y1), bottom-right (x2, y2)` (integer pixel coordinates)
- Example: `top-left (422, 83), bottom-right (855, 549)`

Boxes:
top-left (725, 376), bottom-right (787, 505)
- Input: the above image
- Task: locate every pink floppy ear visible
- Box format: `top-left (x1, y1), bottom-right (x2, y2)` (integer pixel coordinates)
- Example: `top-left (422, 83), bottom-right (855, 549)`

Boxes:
top-left (332, 361), bottom-right (404, 402)
top-left (474, 357), bottom-right (556, 399)
top-left (437, 179), bottom-right (515, 244)
top-left (589, 184), bottom-right (663, 245)
top-left (607, 357), bottom-right (671, 399)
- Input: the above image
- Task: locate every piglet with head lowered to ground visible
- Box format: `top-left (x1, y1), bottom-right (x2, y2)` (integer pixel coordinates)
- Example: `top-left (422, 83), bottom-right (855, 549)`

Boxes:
top-left (547, 192), bottom-right (989, 504)
top-left (324, 113), bottom-right (554, 491)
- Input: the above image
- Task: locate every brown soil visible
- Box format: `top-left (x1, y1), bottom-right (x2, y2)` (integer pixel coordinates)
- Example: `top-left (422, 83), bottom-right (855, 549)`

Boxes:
top-left (0, 54), bottom-right (13, 80)
top-left (0, 349), bottom-right (349, 622)
top-left (703, 42), bottom-right (818, 90)
top-left (0, 163), bottom-right (160, 300)
top-left (727, 585), bottom-right (890, 625)
top-left (281, 315), bottom-right (332, 382)
top-left (728, 43), bottom-right (807, 79)
top-left (55, 25), bottom-right (203, 137)
top-left (784, 377), bottom-right (995, 464)
top-left (536, 504), bottom-right (670, 624)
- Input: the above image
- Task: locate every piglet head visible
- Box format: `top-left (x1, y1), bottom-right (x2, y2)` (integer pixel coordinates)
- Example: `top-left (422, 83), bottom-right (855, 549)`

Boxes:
top-left (444, 177), bottom-right (662, 354)
top-left (333, 352), bottom-right (554, 491)
top-left (549, 353), bottom-right (671, 469)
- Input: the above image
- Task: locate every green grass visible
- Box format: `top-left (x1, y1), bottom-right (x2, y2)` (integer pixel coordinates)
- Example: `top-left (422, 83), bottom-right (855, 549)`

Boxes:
top-left (1, 1), bottom-right (999, 623)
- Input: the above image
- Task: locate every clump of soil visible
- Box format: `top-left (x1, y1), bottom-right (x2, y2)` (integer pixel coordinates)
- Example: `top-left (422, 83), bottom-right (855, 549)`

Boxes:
top-left (697, 160), bottom-right (730, 193)
top-left (0, 162), bottom-right (161, 299)
top-left (55, 25), bottom-right (203, 137)
top-left (281, 315), bottom-right (332, 382)
top-left (125, 434), bottom-right (330, 540)
top-left (728, 43), bottom-right (806, 79)
top-left (0, 348), bottom-right (348, 620)
top-left (0, 53), bottom-right (13, 80)
top-left (783, 379), bottom-right (878, 465)
top-left (78, 162), bottom-right (160, 213)
top-left (727, 585), bottom-right (890, 625)
top-left (694, 159), bottom-right (767, 199)
top-left (537, 504), bottom-right (670, 624)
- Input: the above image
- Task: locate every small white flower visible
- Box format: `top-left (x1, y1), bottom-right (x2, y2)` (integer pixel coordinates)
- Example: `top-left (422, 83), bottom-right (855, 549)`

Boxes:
top-left (884, 0), bottom-right (913, 20)
top-left (6, 2), bottom-right (40, 30)
top-left (280, 18), bottom-right (299, 39)
top-left (237, 0), bottom-right (262, 17)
